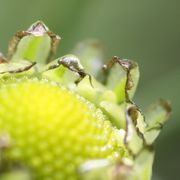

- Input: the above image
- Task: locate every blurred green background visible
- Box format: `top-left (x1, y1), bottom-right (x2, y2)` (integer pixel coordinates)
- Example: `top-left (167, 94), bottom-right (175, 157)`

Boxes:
top-left (0, 0), bottom-right (179, 179)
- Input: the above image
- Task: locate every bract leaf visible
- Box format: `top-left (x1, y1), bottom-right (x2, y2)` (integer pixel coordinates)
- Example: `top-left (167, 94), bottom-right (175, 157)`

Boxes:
top-left (125, 105), bottom-right (144, 155)
top-left (79, 149), bottom-right (154, 180)
top-left (72, 39), bottom-right (104, 79)
top-left (79, 159), bottom-right (111, 180)
top-left (103, 56), bottom-right (139, 103)
top-left (144, 99), bottom-right (171, 145)
top-left (0, 60), bottom-right (36, 74)
top-left (8, 21), bottom-right (60, 64)
top-left (100, 101), bottom-right (126, 129)
top-left (77, 76), bottom-right (117, 105)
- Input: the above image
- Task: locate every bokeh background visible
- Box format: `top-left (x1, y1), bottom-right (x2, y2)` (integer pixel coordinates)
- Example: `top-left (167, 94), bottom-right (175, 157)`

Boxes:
top-left (0, 0), bottom-right (179, 179)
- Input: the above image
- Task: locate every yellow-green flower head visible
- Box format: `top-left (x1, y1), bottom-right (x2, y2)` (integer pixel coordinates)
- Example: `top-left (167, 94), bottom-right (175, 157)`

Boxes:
top-left (0, 77), bottom-right (124, 179)
top-left (0, 21), bottom-right (171, 180)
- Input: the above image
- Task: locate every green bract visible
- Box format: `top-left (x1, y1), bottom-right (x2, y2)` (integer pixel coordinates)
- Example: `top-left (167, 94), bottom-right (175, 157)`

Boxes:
top-left (0, 21), bottom-right (171, 180)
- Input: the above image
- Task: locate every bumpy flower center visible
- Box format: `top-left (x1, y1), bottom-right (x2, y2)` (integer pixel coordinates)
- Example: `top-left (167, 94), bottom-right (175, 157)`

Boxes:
top-left (0, 78), bottom-right (124, 179)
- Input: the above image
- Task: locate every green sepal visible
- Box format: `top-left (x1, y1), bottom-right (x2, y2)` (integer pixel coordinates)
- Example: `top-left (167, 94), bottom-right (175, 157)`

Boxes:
top-left (72, 39), bottom-right (104, 79)
top-left (111, 149), bottom-right (154, 180)
top-left (10, 34), bottom-right (51, 64)
top-left (79, 149), bottom-right (153, 180)
top-left (124, 104), bottom-right (144, 155)
top-left (8, 21), bottom-right (60, 64)
top-left (77, 76), bottom-right (117, 105)
top-left (42, 57), bottom-right (66, 83)
top-left (131, 149), bottom-right (154, 180)
top-left (79, 159), bottom-right (133, 180)
top-left (77, 76), bottom-right (130, 129)
top-left (79, 159), bottom-right (111, 180)
top-left (143, 99), bottom-right (171, 145)
top-left (100, 101), bottom-right (126, 129)
top-left (0, 60), bottom-right (36, 74)
top-left (43, 54), bottom-right (88, 88)
top-left (104, 56), bottom-right (139, 103)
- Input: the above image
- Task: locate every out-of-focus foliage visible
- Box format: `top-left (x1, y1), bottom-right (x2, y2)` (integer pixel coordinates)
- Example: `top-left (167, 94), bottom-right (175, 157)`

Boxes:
top-left (0, 0), bottom-right (179, 179)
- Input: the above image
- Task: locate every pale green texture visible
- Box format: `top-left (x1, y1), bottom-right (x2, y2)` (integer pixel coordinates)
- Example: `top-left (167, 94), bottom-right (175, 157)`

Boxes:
top-left (11, 35), bottom-right (51, 64)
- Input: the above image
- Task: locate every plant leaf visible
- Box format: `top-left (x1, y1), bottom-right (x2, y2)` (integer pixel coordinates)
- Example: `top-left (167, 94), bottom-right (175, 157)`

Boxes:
top-left (79, 149), bottom-right (154, 180)
top-left (143, 99), bottom-right (171, 145)
top-left (100, 101), bottom-right (126, 129)
top-left (0, 60), bottom-right (36, 74)
top-left (103, 56), bottom-right (139, 103)
top-left (125, 104), bottom-right (144, 155)
top-left (8, 21), bottom-right (60, 64)
top-left (77, 76), bottom-right (117, 105)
